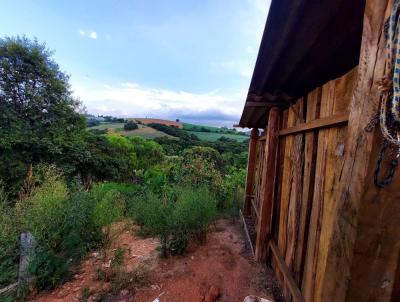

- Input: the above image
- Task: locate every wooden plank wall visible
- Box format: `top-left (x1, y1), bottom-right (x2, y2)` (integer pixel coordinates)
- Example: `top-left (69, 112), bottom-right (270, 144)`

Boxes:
top-left (264, 68), bottom-right (358, 301)
top-left (244, 1), bottom-right (399, 301)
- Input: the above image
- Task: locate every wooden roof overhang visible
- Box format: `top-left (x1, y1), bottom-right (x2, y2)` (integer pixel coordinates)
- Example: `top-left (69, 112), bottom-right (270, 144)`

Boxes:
top-left (239, 0), bottom-right (366, 129)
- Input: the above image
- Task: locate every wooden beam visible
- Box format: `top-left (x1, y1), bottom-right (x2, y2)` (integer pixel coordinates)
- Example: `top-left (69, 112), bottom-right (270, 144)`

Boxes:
top-left (243, 128), bottom-right (259, 216)
top-left (269, 241), bottom-right (305, 302)
top-left (255, 107), bottom-right (280, 261)
top-left (251, 199), bottom-right (259, 218)
top-left (279, 112), bottom-right (348, 136)
top-left (245, 101), bottom-right (282, 107)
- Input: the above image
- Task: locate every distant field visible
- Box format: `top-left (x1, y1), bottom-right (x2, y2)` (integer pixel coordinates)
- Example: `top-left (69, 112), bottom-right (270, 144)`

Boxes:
top-left (89, 121), bottom-right (248, 142)
top-left (188, 131), bottom-right (249, 142)
top-left (182, 123), bottom-right (219, 132)
top-left (90, 122), bottom-right (125, 131)
top-left (124, 127), bottom-right (176, 139)
top-left (88, 122), bottom-right (174, 139)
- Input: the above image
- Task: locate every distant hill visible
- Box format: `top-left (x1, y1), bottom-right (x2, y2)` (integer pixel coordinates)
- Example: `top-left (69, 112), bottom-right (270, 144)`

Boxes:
top-left (87, 117), bottom-right (248, 142)
top-left (131, 118), bottom-right (183, 129)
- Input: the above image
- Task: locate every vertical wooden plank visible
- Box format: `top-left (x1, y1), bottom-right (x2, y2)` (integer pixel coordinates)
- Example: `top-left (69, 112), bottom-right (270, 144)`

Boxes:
top-left (272, 109), bottom-right (289, 243)
top-left (301, 81), bottom-right (333, 301)
top-left (300, 67), bottom-right (358, 301)
top-left (284, 98), bottom-right (305, 276)
top-left (293, 87), bottom-right (321, 285)
top-left (244, 128), bottom-right (259, 216)
top-left (271, 108), bottom-right (289, 290)
top-left (255, 107), bottom-right (281, 262)
top-left (314, 72), bottom-right (355, 300)
top-left (317, 0), bottom-right (396, 300)
top-left (277, 105), bottom-right (297, 298)
top-left (346, 133), bottom-right (400, 301)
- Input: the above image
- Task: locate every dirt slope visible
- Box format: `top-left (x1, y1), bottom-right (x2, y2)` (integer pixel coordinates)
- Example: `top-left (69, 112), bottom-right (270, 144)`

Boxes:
top-left (31, 220), bottom-right (280, 302)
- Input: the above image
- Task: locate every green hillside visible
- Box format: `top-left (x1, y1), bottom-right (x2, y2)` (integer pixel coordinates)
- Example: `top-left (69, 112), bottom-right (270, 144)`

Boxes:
top-left (187, 131), bottom-right (249, 142)
top-left (88, 120), bottom-right (248, 142)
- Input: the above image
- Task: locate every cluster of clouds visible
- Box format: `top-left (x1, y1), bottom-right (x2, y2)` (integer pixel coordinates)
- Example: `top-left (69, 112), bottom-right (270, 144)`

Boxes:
top-left (73, 82), bottom-right (246, 127)
top-left (74, 0), bottom-right (271, 127)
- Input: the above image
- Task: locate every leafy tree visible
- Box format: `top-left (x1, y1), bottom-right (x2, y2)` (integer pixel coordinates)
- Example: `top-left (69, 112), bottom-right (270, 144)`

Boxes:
top-left (0, 36), bottom-right (86, 195)
top-left (123, 121), bottom-right (138, 131)
top-left (128, 136), bottom-right (164, 170)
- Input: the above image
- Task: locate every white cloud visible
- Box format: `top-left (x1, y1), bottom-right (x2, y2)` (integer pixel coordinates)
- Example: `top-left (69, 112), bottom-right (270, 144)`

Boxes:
top-left (78, 29), bottom-right (97, 40)
top-left (72, 81), bottom-right (247, 127)
top-left (89, 32), bottom-right (97, 39)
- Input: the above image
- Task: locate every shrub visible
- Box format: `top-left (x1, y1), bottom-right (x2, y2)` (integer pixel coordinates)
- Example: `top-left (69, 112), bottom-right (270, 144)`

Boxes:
top-left (124, 121), bottom-right (138, 131)
top-left (169, 187), bottom-right (216, 254)
top-left (89, 188), bottom-right (125, 231)
top-left (0, 184), bottom-right (18, 288)
top-left (17, 171), bottom-right (89, 289)
top-left (220, 168), bottom-right (246, 218)
top-left (15, 169), bottom-right (128, 290)
top-left (132, 186), bottom-right (216, 256)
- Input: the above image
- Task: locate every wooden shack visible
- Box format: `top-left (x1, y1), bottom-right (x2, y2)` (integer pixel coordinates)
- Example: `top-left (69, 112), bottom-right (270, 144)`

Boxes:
top-left (239, 0), bottom-right (400, 301)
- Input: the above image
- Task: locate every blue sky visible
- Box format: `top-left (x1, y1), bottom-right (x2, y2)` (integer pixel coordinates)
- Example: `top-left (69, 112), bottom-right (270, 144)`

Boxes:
top-left (0, 0), bottom-right (270, 127)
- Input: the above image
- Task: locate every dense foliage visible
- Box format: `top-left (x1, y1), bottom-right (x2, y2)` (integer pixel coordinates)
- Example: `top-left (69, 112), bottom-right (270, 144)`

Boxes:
top-left (123, 121), bottom-right (138, 131)
top-left (0, 37), bottom-right (247, 300)
top-left (0, 37), bottom-right (86, 195)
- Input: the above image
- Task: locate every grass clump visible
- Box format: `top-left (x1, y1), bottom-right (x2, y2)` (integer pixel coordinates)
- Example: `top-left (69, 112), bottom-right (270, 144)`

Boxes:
top-left (132, 186), bottom-right (216, 256)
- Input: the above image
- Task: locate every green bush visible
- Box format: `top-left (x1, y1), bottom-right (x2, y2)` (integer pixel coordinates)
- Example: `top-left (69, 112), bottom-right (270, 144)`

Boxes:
top-left (89, 187), bottom-right (125, 232)
top-left (132, 186), bottom-right (216, 256)
top-left (123, 121), bottom-right (138, 131)
top-left (14, 169), bottom-right (128, 290)
top-left (0, 184), bottom-right (18, 288)
top-left (219, 167), bottom-right (246, 217)
top-left (169, 187), bottom-right (217, 254)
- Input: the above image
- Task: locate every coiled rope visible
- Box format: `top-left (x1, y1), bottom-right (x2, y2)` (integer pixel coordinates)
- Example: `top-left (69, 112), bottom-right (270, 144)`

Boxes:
top-left (379, 0), bottom-right (400, 146)
top-left (370, 1), bottom-right (400, 187)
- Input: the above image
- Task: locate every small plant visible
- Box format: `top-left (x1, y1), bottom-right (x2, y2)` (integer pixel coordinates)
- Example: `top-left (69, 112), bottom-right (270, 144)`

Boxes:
top-left (111, 247), bottom-right (125, 267)
top-left (109, 264), bottom-right (149, 295)
top-left (95, 268), bottom-right (107, 282)
top-left (79, 287), bottom-right (91, 302)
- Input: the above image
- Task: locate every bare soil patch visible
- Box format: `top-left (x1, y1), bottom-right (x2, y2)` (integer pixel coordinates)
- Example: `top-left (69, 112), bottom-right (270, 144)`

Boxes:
top-left (30, 220), bottom-right (280, 302)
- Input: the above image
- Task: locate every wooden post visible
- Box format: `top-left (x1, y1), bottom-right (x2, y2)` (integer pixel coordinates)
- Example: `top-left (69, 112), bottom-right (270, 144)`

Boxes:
top-left (18, 232), bottom-right (35, 296)
top-left (243, 128), bottom-right (259, 216)
top-left (255, 107), bottom-right (280, 261)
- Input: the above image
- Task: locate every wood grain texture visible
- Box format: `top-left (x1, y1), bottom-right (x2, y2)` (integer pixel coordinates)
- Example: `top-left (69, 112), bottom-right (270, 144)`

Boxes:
top-left (277, 104), bottom-right (298, 298)
top-left (293, 87), bottom-right (321, 285)
top-left (301, 67), bottom-right (357, 301)
top-left (279, 112), bottom-right (348, 136)
top-left (284, 98), bottom-right (305, 284)
top-left (318, 0), bottom-right (396, 300)
top-left (270, 241), bottom-right (305, 302)
top-left (255, 107), bottom-right (281, 261)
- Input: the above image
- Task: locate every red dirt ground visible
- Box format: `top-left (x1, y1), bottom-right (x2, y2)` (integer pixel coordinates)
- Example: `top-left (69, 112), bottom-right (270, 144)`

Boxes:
top-left (30, 220), bottom-right (280, 302)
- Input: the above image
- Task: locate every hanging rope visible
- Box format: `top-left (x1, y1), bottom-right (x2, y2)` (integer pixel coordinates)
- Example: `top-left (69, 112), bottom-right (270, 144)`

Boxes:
top-left (378, 0), bottom-right (400, 146)
top-left (368, 1), bottom-right (400, 187)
